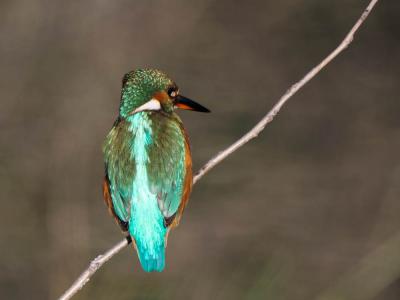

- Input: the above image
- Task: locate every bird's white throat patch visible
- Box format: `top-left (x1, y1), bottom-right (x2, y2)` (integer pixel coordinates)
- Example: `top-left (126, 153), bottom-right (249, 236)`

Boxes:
top-left (133, 99), bottom-right (161, 114)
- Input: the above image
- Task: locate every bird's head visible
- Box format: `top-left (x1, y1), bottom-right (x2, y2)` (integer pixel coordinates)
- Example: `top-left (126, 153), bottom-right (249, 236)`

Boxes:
top-left (119, 69), bottom-right (210, 118)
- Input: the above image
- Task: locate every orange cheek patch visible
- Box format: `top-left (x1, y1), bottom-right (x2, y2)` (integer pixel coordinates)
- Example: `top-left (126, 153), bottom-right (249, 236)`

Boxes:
top-left (153, 91), bottom-right (169, 104)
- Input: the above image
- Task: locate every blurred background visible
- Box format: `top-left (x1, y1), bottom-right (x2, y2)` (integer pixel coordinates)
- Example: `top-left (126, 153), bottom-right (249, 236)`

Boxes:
top-left (1, 0), bottom-right (400, 299)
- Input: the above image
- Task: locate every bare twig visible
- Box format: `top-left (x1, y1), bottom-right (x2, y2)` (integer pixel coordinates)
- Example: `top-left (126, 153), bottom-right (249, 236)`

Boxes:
top-left (58, 1), bottom-right (379, 299)
top-left (193, 0), bottom-right (379, 184)
top-left (59, 238), bottom-right (130, 300)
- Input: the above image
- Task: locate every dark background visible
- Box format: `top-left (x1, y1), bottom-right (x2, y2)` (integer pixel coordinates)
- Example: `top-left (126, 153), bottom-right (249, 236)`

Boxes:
top-left (1, 1), bottom-right (400, 299)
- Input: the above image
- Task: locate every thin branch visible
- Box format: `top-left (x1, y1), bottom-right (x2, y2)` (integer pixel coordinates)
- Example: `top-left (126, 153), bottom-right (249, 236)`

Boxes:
top-left (59, 237), bottom-right (131, 300)
top-left (58, 1), bottom-right (380, 299)
top-left (194, 0), bottom-right (379, 184)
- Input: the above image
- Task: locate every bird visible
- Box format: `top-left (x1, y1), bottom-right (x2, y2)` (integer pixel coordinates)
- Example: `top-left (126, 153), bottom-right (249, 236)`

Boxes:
top-left (102, 69), bottom-right (210, 272)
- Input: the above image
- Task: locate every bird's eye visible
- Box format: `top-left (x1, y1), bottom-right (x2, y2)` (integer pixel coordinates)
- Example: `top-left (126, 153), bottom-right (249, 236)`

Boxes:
top-left (167, 87), bottom-right (178, 98)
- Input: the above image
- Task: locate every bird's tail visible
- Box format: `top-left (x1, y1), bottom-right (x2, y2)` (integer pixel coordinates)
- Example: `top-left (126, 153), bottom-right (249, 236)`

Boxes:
top-left (134, 238), bottom-right (166, 272)
top-left (129, 218), bottom-right (166, 272)
top-left (128, 202), bottom-right (167, 272)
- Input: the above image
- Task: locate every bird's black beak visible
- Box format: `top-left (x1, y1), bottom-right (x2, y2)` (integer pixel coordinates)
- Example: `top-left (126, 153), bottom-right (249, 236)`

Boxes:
top-left (175, 95), bottom-right (210, 113)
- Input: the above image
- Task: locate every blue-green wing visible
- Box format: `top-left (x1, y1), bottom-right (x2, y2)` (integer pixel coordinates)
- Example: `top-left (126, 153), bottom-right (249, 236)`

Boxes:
top-left (103, 120), bottom-right (135, 223)
top-left (103, 113), bottom-right (188, 226)
top-left (147, 113), bottom-right (188, 220)
top-left (102, 173), bottom-right (128, 231)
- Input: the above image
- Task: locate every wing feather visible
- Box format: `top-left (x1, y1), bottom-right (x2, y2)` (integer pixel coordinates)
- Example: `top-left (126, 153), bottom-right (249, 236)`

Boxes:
top-left (102, 173), bottom-right (128, 231)
top-left (103, 112), bottom-right (192, 230)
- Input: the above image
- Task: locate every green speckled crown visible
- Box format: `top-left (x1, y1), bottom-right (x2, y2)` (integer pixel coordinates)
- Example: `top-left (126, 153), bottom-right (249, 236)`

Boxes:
top-left (119, 69), bottom-right (174, 118)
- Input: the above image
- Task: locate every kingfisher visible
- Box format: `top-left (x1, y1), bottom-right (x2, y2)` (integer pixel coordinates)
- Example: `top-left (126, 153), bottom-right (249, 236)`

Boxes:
top-left (102, 69), bottom-right (210, 272)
